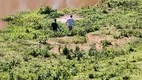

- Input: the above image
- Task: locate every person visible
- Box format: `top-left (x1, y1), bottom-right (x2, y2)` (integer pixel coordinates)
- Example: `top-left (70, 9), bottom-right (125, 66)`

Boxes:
top-left (51, 19), bottom-right (60, 31)
top-left (66, 15), bottom-right (74, 31)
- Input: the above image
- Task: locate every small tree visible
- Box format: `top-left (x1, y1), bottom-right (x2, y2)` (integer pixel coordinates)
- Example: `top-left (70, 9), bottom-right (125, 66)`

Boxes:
top-left (38, 6), bottom-right (55, 14)
top-left (63, 46), bottom-right (69, 55)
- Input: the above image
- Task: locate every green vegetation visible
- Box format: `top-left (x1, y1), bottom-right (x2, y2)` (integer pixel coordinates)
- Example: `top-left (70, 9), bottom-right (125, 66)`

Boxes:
top-left (0, 0), bottom-right (142, 80)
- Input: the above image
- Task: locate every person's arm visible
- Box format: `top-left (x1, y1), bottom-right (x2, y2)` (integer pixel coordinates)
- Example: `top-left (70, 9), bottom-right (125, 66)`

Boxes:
top-left (66, 19), bottom-right (68, 25)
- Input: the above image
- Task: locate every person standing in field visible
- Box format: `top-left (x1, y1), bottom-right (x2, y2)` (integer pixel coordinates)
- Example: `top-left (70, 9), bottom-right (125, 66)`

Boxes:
top-left (51, 19), bottom-right (60, 31)
top-left (66, 15), bottom-right (74, 31)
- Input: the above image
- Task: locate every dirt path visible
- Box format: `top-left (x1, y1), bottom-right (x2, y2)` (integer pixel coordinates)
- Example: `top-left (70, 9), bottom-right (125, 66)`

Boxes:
top-left (86, 33), bottom-right (104, 50)
top-left (57, 14), bottom-right (83, 23)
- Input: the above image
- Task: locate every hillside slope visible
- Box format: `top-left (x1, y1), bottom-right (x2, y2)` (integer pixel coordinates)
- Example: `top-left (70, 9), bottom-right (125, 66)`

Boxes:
top-left (0, 0), bottom-right (142, 80)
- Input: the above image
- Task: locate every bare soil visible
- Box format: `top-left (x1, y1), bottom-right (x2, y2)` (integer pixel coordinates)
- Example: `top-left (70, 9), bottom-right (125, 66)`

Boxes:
top-left (57, 14), bottom-right (83, 23)
top-left (47, 32), bottom-right (136, 54)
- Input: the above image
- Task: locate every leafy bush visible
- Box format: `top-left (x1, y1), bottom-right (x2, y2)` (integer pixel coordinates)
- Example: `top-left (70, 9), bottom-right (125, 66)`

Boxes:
top-left (50, 12), bottom-right (64, 18)
top-left (71, 68), bottom-right (78, 76)
top-left (63, 46), bottom-right (70, 55)
top-left (88, 47), bottom-right (100, 58)
top-left (66, 54), bottom-right (72, 60)
top-left (29, 48), bottom-right (50, 57)
top-left (23, 55), bottom-right (31, 61)
top-left (88, 74), bottom-right (94, 79)
top-left (101, 40), bottom-right (112, 48)
top-left (72, 36), bottom-right (86, 44)
top-left (38, 6), bottom-right (55, 14)
top-left (9, 72), bottom-right (14, 80)
top-left (123, 75), bottom-right (130, 80)
top-left (29, 50), bottom-right (39, 57)
top-left (77, 29), bottom-right (86, 36)
top-left (107, 0), bottom-right (139, 9)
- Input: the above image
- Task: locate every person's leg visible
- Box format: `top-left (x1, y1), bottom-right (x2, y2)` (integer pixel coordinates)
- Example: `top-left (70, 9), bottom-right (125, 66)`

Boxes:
top-left (69, 26), bottom-right (72, 31)
top-left (53, 27), bottom-right (58, 31)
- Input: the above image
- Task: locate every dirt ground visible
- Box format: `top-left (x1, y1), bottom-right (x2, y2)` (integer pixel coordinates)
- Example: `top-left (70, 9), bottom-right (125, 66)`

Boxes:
top-left (57, 14), bottom-right (83, 23)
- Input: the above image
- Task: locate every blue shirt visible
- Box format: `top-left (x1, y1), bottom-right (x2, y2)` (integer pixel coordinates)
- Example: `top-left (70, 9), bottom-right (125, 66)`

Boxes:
top-left (66, 17), bottom-right (74, 27)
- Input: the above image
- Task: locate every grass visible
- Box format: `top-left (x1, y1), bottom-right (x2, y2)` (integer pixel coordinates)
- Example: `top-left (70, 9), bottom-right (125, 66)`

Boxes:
top-left (0, 0), bottom-right (142, 80)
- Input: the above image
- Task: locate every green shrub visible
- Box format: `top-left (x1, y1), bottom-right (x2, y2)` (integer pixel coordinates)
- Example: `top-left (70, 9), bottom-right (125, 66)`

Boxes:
top-left (2, 16), bottom-right (14, 21)
top-left (107, 0), bottom-right (139, 9)
top-left (77, 29), bottom-right (86, 36)
top-left (25, 28), bottom-right (30, 33)
top-left (29, 50), bottom-right (39, 57)
top-left (73, 36), bottom-right (86, 44)
top-left (0, 62), bottom-right (11, 72)
top-left (88, 74), bottom-right (94, 79)
top-left (67, 30), bottom-right (77, 36)
top-left (88, 48), bottom-right (98, 57)
top-left (39, 39), bottom-right (47, 45)
top-left (41, 49), bottom-right (50, 58)
top-left (123, 75), bottom-right (130, 80)
top-left (38, 6), bottom-right (55, 14)
top-left (29, 48), bottom-right (50, 57)
top-left (9, 72), bottom-right (14, 80)
top-left (94, 65), bottom-right (99, 71)
top-left (101, 40), bottom-right (112, 48)
top-left (71, 68), bottom-right (78, 76)
top-left (73, 50), bottom-right (84, 61)
top-left (63, 46), bottom-right (70, 55)
top-left (66, 54), bottom-right (72, 60)
top-left (33, 25), bottom-right (42, 30)
top-left (10, 59), bottom-right (20, 67)
top-left (50, 12), bottom-right (64, 18)
top-left (53, 76), bottom-right (58, 80)
top-left (33, 33), bottom-right (38, 39)
top-left (23, 55), bottom-right (31, 61)
top-left (108, 73), bottom-right (116, 78)
top-left (16, 75), bottom-right (25, 80)
top-left (75, 46), bottom-right (80, 52)
top-left (0, 52), bottom-right (4, 57)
